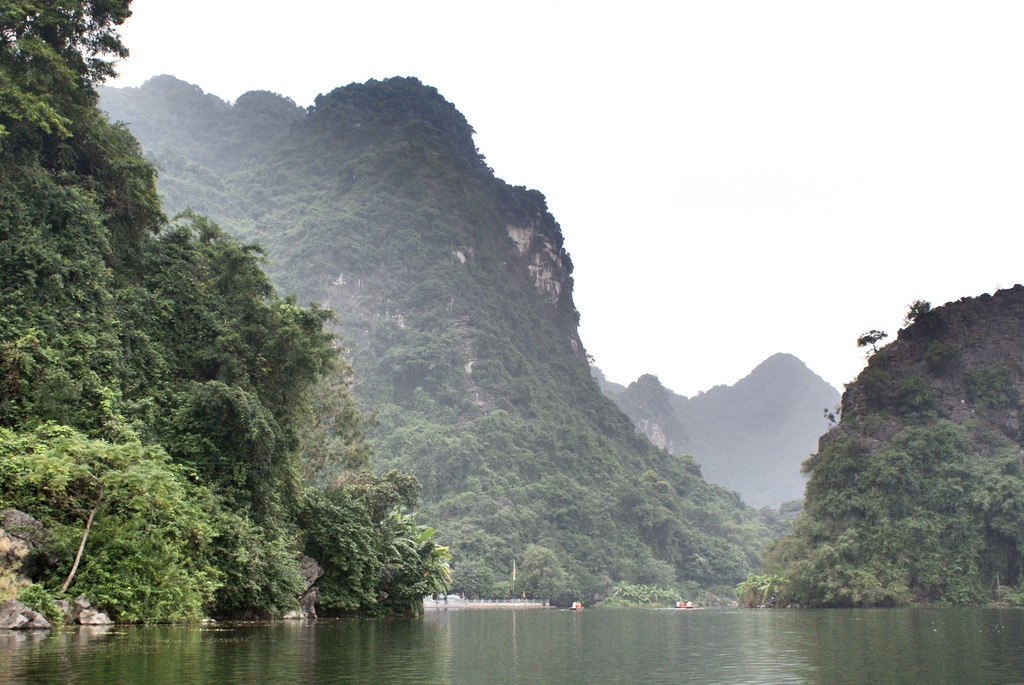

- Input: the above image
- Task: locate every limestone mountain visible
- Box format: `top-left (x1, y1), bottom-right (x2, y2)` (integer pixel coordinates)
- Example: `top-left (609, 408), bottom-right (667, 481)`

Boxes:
top-left (99, 76), bottom-right (771, 599)
top-left (769, 288), bottom-right (1024, 606)
top-left (592, 370), bottom-right (691, 459)
top-left (598, 354), bottom-right (840, 508)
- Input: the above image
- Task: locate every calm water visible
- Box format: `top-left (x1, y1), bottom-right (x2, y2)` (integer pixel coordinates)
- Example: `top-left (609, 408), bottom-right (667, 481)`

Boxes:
top-left (2, 607), bottom-right (1024, 684)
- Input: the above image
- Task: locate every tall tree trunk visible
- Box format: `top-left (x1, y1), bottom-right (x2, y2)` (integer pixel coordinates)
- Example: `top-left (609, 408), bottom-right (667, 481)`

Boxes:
top-left (61, 486), bottom-right (103, 594)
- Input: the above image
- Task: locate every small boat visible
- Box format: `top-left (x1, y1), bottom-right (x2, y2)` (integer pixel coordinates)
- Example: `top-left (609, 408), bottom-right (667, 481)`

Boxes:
top-left (675, 601), bottom-right (694, 609)
top-left (570, 601), bottom-right (583, 610)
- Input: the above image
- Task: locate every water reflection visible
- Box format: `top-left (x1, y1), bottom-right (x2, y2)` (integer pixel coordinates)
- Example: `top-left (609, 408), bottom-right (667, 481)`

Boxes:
top-left (422, 607), bottom-right (817, 684)
top-left (1, 619), bottom-right (453, 685)
top-left (799, 608), bottom-right (1024, 684)
top-left (2, 608), bottom-right (1023, 684)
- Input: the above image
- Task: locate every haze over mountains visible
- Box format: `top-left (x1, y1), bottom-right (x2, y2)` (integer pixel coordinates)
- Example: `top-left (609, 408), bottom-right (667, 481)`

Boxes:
top-left (8, 2), bottom-right (1022, 619)
top-left (596, 354), bottom-right (841, 508)
top-left (100, 75), bottom-right (790, 597)
top-left (101, 74), bottom-right (1024, 610)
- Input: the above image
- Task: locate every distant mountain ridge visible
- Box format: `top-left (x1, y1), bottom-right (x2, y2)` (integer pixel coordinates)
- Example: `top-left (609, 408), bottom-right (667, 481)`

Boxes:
top-left (596, 353), bottom-right (840, 507)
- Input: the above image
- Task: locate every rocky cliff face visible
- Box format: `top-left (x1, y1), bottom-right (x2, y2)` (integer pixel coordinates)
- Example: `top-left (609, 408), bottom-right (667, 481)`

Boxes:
top-left (599, 353), bottom-right (840, 508)
top-left (837, 285), bottom-right (1024, 444)
top-left (603, 374), bottom-right (688, 454)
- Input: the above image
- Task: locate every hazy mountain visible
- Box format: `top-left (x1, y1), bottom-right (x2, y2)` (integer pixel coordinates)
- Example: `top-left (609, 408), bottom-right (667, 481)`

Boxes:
top-left (100, 76), bottom-right (772, 599)
top-left (597, 353), bottom-right (841, 508)
top-left (770, 289), bottom-right (1024, 606)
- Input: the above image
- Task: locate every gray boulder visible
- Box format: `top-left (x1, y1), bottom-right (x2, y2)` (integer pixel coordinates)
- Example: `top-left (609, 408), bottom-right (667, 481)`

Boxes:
top-left (0, 599), bottom-right (51, 630)
top-left (73, 596), bottom-right (113, 625)
top-left (1, 510), bottom-right (47, 548)
top-left (299, 556), bottom-right (324, 589)
top-left (53, 598), bottom-right (73, 624)
top-left (298, 586), bottom-right (321, 618)
top-left (1, 509), bottom-right (47, 570)
top-left (78, 608), bottom-right (113, 625)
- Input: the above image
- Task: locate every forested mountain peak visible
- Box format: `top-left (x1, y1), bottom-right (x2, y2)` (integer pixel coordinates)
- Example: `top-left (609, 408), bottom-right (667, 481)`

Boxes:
top-left (308, 77), bottom-right (483, 168)
top-left (770, 286), bottom-right (1024, 606)
top-left (101, 75), bottom-right (773, 601)
top-left (99, 75), bottom-right (304, 175)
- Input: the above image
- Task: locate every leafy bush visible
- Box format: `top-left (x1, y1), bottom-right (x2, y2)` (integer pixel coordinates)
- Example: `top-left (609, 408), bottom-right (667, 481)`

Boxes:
top-left (895, 376), bottom-right (935, 416)
top-left (964, 366), bottom-right (1019, 410)
top-left (0, 426), bottom-right (220, 622)
top-left (860, 366), bottom-right (897, 411)
top-left (925, 342), bottom-right (959, 374)
top-left (16, 582), bottom-right (63, 626)
top-left (735, 573), bottom-right (786, 608)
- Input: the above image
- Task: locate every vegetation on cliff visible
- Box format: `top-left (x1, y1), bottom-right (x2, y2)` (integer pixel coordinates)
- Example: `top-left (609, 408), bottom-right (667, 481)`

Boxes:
top-left (765, 290), bottom-right (1024, 606)
top-left (100, 74), bottom-right (773, 600)
top-left (0, 1), bottom-right (446, 621)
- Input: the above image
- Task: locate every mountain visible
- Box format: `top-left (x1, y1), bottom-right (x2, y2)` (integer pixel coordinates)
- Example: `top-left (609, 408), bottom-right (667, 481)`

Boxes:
top-left (768, 289), bottom-right (1024, 606)
top-left (597, 354), bottom-right (841, 508)
top-left (99, 76), bottom-right (772, 599)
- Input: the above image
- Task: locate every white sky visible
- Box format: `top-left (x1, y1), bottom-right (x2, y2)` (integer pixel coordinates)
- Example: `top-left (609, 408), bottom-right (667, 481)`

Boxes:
top-left (113, 1), bottom-right (1024, 397)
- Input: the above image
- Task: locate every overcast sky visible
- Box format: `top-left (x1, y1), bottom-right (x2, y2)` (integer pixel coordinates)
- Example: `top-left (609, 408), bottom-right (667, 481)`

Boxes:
top-left (113, 1), bottom-right (1024, 397)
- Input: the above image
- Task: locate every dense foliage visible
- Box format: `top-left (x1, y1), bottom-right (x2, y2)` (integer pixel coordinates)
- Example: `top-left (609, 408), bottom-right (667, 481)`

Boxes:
top-left (100, 75), bottom-right (773, 601)
top-left (735, 572), bottom-right (785, 608)
top-left (765, 293), bottom-right (1024, 606)
top-left (0, 2), bottom-right (446, 620)
top-left (297, 470), bottom-right (450, 616)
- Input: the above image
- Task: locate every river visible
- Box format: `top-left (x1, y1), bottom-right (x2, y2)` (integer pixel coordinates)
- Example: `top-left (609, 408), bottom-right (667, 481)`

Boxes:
top-left (2, 606), bottom-right (1023, 684)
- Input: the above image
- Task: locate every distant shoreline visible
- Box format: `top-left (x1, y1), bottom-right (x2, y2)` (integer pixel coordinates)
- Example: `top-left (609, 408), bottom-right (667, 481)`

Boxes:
top-left (423, 598), bottom-right (550, 610)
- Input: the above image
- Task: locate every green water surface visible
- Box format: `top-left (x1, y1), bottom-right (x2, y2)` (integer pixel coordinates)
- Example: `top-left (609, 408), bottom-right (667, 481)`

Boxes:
top-left (2, 607), bottom-right (1022, 684)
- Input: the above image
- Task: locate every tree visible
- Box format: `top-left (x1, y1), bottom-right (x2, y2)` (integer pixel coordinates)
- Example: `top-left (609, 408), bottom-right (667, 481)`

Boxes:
top-left (450, 559), bottom-right (494, 599)
top-left (0, 2), bottom-right (131, 81)
top-left (521, 544), bottom-right (567, 601)
top-left (297, 470), bottom-right (451, 616)
top-left (904, 299), bottom-right (932, 327)
top-left (856, 330), bottom-right (888, 355)
top-left (1, 1), bottom-right (452, 622)
top-left (297, 365), bottom-right (373, 487)
top-left (375, 511), bottom-right (451, 615)
top-left (1, 1), bottom-right (133, 146)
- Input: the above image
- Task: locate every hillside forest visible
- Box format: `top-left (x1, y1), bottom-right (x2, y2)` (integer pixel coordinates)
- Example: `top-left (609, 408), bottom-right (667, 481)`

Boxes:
top-left (1, 0), bottom-right (781, 623)
top-left (0, 1), bottom-right (449, 622)
top-left (97, 71), bottom-right (781, 605)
